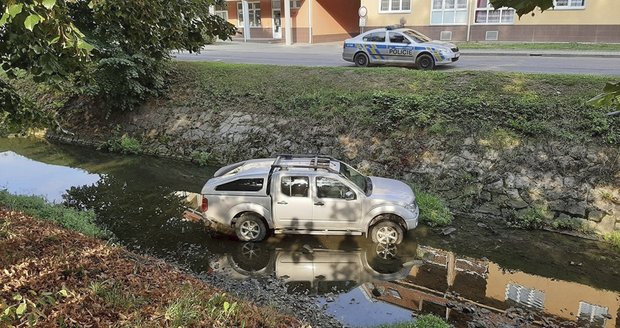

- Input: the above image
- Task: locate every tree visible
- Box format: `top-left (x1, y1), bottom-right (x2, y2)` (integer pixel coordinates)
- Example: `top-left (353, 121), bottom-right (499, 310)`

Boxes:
top-left (490, 0), bottom-right (620, 114)
top-left (1, 0), bottom-right (237, 127)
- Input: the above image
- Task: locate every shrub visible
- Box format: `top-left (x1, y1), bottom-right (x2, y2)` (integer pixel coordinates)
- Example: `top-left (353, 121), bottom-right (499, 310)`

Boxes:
top-left (411, 185), bottom-right (453, 227)
top-left (376, 314), bottom-right (452, 328)
top-left (508, 206), bottom-right (551, 230)
top-left (99, 135), bottom-right (142, 155)
top-left (604, 231), bottom-right (620, 249)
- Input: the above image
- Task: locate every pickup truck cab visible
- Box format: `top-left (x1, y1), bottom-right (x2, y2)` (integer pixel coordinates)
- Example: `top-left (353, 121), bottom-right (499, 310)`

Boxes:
top-left (201, 155), bottom-right (419, 244)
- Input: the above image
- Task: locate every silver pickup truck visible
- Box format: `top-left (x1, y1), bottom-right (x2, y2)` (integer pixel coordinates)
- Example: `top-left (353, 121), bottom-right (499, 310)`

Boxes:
top-left (200, 155), bottom-right (419, 244)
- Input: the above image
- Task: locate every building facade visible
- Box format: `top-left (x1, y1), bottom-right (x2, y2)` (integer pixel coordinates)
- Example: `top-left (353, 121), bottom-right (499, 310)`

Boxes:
top-left (221, 0), bottom-right (620, 44)
top-left (218, 0), bottom-right (360, 44)
top-left (361, 0), bottom-right (620, 43)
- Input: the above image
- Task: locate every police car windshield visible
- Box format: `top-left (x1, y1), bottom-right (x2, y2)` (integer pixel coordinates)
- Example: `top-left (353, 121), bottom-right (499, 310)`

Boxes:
top-left (403, 30), bottom-right (432, 43)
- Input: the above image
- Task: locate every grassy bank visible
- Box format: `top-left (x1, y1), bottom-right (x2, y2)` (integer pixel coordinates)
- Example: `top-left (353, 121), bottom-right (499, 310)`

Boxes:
top-left (162, 62), bottom-right (617, 145)
top-left (0, 197), bottom-right (300, 327)
top-left (456, 41), bottom-right (620, 52)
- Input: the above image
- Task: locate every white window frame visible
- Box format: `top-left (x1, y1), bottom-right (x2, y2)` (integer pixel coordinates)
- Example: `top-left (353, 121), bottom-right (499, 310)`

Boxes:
top-left (474, 0), bottom-right (515, 25)
top-left (237, 2), bottom-right (262, 28)
top-left (430, 0), bottom-right (468, 25)
top-left (290, 0), bottom-right (302, 9)
top-left (553, 0), bottom-right (586, 10)
top-left (378, 0), bottom-right (412, 13)
top-left (578, 302), bottom-right (609, 324)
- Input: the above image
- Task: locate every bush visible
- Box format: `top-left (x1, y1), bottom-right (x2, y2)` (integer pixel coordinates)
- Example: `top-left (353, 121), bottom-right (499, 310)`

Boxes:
top-left (376, 314), bottom-right (452, 328)
top-left (99, 134), bottom-right (142, 155)
top-left (0, 190), bottom-right (110, 238)
top-left (508, 206), bottom-right (552, 229)
top-left (411, 185), bottom-right (453, 227)
top-left (604, 231), bottom-right (620, 249)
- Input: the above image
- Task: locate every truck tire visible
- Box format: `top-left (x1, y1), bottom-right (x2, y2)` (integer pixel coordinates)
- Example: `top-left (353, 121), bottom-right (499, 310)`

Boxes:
top-left (235, 213), bottom-right (267, 242)
top-left (371, 221), bottom-right (404, 245)
top-left (354, 52), bottom-right (370, 67)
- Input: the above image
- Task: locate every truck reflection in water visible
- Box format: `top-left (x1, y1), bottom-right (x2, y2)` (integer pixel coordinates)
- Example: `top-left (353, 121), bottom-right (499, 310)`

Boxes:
top-left (363, 245), bottom-right (619, 328)
top-left (213, 241), bottom-right (417, 295)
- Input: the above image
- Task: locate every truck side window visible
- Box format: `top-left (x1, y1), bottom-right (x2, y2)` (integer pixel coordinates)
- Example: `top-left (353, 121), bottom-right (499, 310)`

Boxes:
top-left (389, 32), bottom-right (410, 44)
top-left (281, 176), bottom-right (309, 197)
top-left (363, 32), bottom-right (386, 43)
top-left (215, 178), bottom-right (264, 192)
top-left (316, 177), bottom-right (355, 199)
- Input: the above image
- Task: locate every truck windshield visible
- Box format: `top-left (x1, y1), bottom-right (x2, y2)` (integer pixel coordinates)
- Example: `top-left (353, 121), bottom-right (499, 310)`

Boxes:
top-left (339, 162), bottom-right (368, 194)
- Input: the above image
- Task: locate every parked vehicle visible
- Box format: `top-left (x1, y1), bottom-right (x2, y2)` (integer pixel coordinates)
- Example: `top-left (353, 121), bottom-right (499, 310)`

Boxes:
top-left (200, 155), bottom-right (419, 244)
top-left (342, 26), bottom-right (460, 69)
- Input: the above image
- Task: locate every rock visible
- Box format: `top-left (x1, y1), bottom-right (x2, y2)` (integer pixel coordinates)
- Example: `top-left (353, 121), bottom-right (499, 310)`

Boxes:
top-left (441, 227), bottom-right (457, 236)
top-left (565, 201), bottom-right (587, 217)
top-left (486, 180), bottom-right (504, 191)
top-left (506, 198), bottom-right (529, 210)
top-left (480, 191), bottom-right (492, 202)
top-left (477, 222), bottom-right (488, 228)
top-left (475, 204), bottom-right (502, 216)
top-left (587, 210), bottom-right (606, 223)
top-left (325, 296), bottom-right (335, 303)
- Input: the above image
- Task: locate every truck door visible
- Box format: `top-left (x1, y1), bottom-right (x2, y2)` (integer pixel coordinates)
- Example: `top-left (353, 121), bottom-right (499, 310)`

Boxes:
top-left (361, 31), bottom-right (388, 64)
top-left (312, 176), bottom-right (363, 231)
top-left (272, 175), bottom-right (314, 230)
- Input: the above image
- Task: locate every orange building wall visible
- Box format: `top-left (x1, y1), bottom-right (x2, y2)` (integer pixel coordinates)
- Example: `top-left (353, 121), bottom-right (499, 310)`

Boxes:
top-left (312, 0), bottom-right (360, 42)
top-left (485, 263), bottom-right (619, 328)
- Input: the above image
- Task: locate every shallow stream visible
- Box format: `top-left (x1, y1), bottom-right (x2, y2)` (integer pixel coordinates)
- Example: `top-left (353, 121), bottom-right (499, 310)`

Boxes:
top-left (1, 138), bottom-right (618, 327)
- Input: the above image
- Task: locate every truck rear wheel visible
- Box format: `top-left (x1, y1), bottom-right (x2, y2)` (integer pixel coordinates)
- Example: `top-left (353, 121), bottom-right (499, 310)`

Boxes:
top-left (235, 213), bottom-right (267, 242)
top-left (371, 221), bottom-right (404, 245)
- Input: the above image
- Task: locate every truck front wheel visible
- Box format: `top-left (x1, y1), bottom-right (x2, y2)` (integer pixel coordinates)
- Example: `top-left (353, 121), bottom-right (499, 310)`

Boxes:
top-left (371, 221), bottom-right (404, 245)
top-left (235, 213), bottom-right (267, 242)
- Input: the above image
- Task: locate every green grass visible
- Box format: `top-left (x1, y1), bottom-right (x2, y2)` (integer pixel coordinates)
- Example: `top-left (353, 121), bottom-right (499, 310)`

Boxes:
top-left (162, 62), bottom-right (617, 145)
top-left (603, 231), bottom-right (620, 249)
top-left (411, 185), bottom-right (453, 227)
top-left (456, 41), bottom-right (620, 52)
top-left (90, 281), bottom-right (146, 311)
top-left (376, 314), bottom-right (452, 328)
top-left (0, 190), bottom-right (110, 238)
top-left (164, 288), bottom-right (239, 327)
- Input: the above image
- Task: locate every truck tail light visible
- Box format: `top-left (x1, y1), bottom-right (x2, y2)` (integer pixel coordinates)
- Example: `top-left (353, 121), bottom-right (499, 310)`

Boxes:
top-left (201, 196), bottom-right (208, 212)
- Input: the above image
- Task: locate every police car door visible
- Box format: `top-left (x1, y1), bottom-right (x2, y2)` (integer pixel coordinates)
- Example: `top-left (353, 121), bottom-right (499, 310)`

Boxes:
top-left (387, 32), bottom-right (414, 64)
top-left (360, 31), bottom-right (388, 64)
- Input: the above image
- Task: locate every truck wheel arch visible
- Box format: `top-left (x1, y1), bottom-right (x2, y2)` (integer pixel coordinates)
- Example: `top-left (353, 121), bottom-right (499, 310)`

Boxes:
top-left (367, 213), bottom-right (407, 235)
top-left (228, 204), bottom-right (273, 229)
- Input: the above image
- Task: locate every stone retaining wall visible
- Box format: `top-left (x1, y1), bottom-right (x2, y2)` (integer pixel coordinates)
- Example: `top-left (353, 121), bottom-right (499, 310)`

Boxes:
top-left (53, 107), bottom-right (620, 234)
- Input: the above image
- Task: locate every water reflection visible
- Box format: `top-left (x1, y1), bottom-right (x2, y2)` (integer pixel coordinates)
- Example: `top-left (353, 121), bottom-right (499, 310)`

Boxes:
top-left (1, 139), bottom-right (619, 328)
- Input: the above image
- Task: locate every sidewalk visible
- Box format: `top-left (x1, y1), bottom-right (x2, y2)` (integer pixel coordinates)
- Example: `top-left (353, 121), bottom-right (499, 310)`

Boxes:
top-left (198, 41), bottom-right (620, 58)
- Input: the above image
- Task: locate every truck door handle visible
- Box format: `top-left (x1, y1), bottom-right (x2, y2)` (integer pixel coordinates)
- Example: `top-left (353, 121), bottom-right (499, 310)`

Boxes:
top-left (277, 201), bottom-right (288, 205)
top-left (314, 201), bottom-right (325, 206)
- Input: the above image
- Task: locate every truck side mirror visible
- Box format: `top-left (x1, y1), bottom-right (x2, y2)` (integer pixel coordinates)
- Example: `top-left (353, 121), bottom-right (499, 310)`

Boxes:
top-left (345, 191), bottom-right (356, 200)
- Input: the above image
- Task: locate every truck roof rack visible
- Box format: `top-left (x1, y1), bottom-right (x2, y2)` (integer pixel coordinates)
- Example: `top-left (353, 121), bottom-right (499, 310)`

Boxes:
top-left (266, 154), bottom-right (341, 193)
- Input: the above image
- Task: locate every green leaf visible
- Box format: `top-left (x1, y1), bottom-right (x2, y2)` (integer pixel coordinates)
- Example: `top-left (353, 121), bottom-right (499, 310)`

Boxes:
top-left (15, 302), bottom-right (27, 316)
top-left (8, 4), bottom-right (24, 18)
top-left (49, 36), bottom-right (60, 44)
top-left (0, 13), bottom-right (9, 26)
top-left (42, 0), bottom-right (57, 10)
top-left (12, 294), bottom-right (23, 301)
top-left (77, 40), bottom-right (95, 51)
top-left (24, 14), bottom-right (42, 31)
top-left (223, 301), bottom-right (230, 312)
top-left (58, 289), bottom-right (69, 297)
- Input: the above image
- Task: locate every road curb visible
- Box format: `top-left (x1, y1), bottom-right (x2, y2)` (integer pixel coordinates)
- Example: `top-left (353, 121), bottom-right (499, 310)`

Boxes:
top-left (461, 52), bottom-right (620, 59)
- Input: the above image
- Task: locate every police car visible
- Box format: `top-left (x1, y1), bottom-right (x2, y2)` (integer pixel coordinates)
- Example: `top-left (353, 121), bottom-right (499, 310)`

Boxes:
top-left (342, 26), bottom-right (460, 70)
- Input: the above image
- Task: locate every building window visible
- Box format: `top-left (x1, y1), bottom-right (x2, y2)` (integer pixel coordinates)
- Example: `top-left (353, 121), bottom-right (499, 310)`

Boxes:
top-left (577, 302), bottom-right (609, 325)
top-left (379, 0), bottom-right (411, 13)
top-left (554, 0), bottom-right (585, 9)
top-left (475, 0), bottom-right (515, 24)
top-left (431, 0), bottom-right (468, 25)
top-left (505, 283), bottom-right (545, 310)
top-left (237, 2), bottom-right (261, 27)
top-left (290, 0), bottom-right (302, 9)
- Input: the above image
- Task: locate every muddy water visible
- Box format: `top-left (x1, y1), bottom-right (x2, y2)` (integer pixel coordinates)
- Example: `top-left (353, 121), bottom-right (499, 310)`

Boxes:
top-left (1, 138), bottom-right (619, 328)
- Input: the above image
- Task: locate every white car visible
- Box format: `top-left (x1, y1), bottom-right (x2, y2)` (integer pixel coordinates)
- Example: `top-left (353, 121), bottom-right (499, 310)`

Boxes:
top-left (200, 155), bottom-right (419, 244)
top-left (343, 26), bottom-right (460, 69)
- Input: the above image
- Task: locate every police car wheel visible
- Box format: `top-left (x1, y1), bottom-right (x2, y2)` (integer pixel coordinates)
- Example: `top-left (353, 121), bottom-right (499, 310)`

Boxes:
top-left (354, 52), bottom-right (369, 67)
top-left (416, 54), bottom-right (435, 70)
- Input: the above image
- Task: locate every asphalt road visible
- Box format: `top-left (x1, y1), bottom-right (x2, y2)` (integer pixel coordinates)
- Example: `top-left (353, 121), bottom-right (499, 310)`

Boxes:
top-left (174, 43), bottom-right (620, 76)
